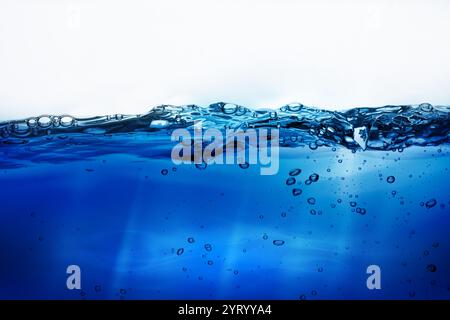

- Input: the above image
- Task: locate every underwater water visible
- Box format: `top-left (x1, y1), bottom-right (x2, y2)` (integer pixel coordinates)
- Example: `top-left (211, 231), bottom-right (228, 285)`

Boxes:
top-left (0, 102), bottom-right (449, 299)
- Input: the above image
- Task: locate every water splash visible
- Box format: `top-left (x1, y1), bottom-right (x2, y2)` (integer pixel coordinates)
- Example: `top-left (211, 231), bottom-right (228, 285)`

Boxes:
top-left (1, 102), bottom-right (449, 169)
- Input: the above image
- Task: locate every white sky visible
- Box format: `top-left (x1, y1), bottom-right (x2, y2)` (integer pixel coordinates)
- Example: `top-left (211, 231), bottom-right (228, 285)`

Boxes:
top-left (0, 0), bottom-right (450, 119)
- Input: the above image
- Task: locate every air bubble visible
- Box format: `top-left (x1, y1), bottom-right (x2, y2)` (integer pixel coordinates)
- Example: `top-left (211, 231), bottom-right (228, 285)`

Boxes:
top-left (387, 176), bottom-right (396, 183)
top-left (27, 118), bottom-right (38, 128)
top-left (309, 173), bottom-right (319, 182)
top-left (38, 116), bottom-right (52, 128)
top-left (307, 197), bottom-right (316, 205)
top-left (356, 207), bottom-right (366, 215)
top-left (426, 264), bottom-right (437, 272)
top-left (286, 177), bottom-right (296, 186)
top-left (309, 142), bottom-right (318, 150)
top-left (195, 162), bottom-right (207, 170)
top-left (289, 168), bottom-right (301, 176)
top-left (176, 248), bottom-right (184, 255)
top-left (292, 188), bottom-right (302, 196)
top-left (273, 240), bottom-right (285, 246)
top-left (239, 162), bottom-right (250, 169)
top-left (222, 103), bottom-right (237, 114)
top-left (425, 199), bottom-right (437, 209)
top-left (204, 243), bottom-right (212, 252)
top-left (60, 116), bottom-right (75, 127)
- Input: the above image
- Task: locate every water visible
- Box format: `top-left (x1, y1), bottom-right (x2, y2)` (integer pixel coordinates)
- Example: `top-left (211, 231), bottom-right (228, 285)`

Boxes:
top-left (0, 102), bottom-right (449, 299)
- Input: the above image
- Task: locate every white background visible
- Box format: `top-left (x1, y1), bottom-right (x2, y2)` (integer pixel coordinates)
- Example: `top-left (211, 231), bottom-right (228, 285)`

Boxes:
top-left (1, 0), bottom-right (450, 119)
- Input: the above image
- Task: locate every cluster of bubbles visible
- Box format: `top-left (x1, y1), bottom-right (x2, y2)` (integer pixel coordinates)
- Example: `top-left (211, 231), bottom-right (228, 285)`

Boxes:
top-left (2, 102), bottom-right (449, 152)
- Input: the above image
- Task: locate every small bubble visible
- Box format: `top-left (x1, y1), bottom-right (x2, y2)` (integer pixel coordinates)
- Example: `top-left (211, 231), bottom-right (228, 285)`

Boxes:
top-left (318, 267), bottom-right (323, 272)
top-left (27, 118), bottom-right (38, 128)
top-left (239, 162), bottom-right (250, 169)
top-left (391, 190), bottom-right (397, 196)
top-left (311, 290), bottom-right (317, 296)
top-left (350, 201), bottom-right (357, 207)
top-left (289, 168), bottom-right (302, 176)
top-left (281, 212), bottom-right (287, 218)
top-left (262, 234), bottom-right (268, 240)
top-left (309, 142), bottom-right (318, 150)
top-left (299, 294), bottom-right (306, 300)
top-left (204, 243), bottom-right (213, 252)
top-left (273, 240), bottom-right (285, 246)
top-left (286, 177), bottom-right (296, 186)
top-left (161, 169), bottom-right (168, 175)
top-left (309, 173), bottom-right (319, 182)
top-left (310, 209), bottom-right (316, 215)
top-left (120, 288), bottom-right (127, 295)
top-left (423, 250), bottom-right (430, 256)
top-left (305, 179), bottom-right (312, 185)
top-left (187, 237), bottom-right (195, 244)
top-left (94, 285), bottom-right (102, 292)
top-left (60, 116), bottom-right (75, 127)
top-left (195, 162), bottom-right (207, 170)
top-left (222, 103), bottom-right (237, 114)
top-left (338, 159), bottom-right (343, 163)
top-left (356, 207), bottom-right (366, 215)
top-left (38, 116), bottom-right (52, 128)
top-left (425, 199), bottom-right (437, 209)
top-left (176, 248), bottom-right (184, 256)
top-left (207, 260), bottom-right (214, 266)
top-left (307, 197), bottom-right (316, 205)
top-left (426, 264), bottom-right (437, 272)
top-left (292, 188), bottom-right (302, 196)
top-left (387, 176), bottom-right (396, 184)
top-left (233, 270), bottom-right (239, 275)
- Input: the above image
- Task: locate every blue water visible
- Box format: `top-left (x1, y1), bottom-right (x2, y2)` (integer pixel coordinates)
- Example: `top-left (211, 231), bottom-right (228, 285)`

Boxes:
top-left (0, 102), bottom-right (449, 299)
